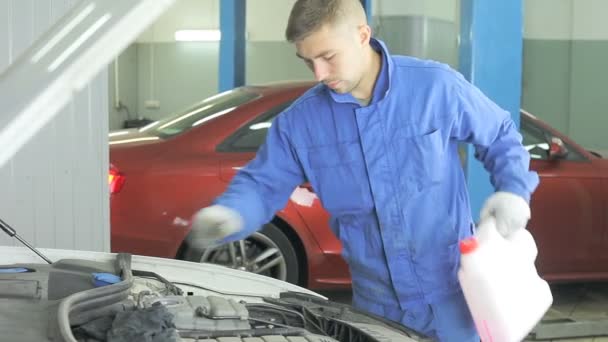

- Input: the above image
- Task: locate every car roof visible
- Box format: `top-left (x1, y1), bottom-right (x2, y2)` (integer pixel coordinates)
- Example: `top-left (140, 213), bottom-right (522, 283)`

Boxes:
top-left (242, 80), bottom-right (316, 96)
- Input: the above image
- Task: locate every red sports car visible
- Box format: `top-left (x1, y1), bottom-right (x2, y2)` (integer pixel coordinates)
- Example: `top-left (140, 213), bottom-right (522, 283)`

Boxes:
top-left (110, 82), bottom-right (608, 290)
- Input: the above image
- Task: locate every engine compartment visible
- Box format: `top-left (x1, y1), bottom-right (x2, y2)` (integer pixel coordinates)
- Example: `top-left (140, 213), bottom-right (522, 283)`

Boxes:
top-left (0, 253), bottom-right (426, 342)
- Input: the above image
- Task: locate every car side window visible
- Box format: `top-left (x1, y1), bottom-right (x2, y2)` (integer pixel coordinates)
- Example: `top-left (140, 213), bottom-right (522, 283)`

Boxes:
top-left (218, 101), bottom-right (293, 152)
top-left (521, 120), bottom-right (550, 160)
top-left (521, 119), bottom-right (585, 161)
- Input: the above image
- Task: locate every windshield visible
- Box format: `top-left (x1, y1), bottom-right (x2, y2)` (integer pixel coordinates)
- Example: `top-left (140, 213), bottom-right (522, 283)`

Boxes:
top-left (141, 88), bottom-right (261, 138)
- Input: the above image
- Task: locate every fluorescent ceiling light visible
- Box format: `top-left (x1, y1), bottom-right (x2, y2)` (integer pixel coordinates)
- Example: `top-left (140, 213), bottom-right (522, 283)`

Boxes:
top-left (175, 29), bottom-right (221, 41)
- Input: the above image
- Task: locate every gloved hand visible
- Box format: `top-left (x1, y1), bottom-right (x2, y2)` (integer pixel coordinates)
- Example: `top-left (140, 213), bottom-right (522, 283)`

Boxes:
top-left (187, 204), bottom-right (244, 248)
top-left (479, 191), bottom-right (531, 238)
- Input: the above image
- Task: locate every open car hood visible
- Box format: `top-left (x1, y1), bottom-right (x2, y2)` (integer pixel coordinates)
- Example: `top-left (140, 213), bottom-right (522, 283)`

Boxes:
top-left (0, 247), bottom-right (428, 341)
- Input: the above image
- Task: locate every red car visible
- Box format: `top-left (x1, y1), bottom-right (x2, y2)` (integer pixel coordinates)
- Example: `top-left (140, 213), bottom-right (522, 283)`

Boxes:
top-left (110, 82), bottom-right (608, 290)
top-left (520, 110), bottom-right (608, 282)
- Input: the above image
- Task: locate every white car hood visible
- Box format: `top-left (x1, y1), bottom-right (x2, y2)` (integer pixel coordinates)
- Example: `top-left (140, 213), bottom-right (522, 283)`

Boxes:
top-left (0, 246), bottom-right (325, 301)
top-left (0, 246), bottom-right (428, 342)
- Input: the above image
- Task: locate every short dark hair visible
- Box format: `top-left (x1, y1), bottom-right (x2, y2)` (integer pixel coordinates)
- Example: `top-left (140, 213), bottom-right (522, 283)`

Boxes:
top-left (285, 0), bottom-right (361, 42)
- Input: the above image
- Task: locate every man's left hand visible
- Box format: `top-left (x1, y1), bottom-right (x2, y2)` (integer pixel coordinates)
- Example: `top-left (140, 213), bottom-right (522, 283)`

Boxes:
top-left (480, 191), bottom-right (531, 238)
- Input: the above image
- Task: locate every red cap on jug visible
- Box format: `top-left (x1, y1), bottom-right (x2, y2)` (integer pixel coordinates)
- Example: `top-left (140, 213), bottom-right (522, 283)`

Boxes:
top-left (459, 237), bottom-right (479, 254)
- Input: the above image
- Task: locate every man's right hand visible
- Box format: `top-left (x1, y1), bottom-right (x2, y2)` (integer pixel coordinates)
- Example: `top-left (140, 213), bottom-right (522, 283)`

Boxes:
top-left (187, 204), bottom-right (244, 248)
top-left (479, 191), bottom-right (530, 239)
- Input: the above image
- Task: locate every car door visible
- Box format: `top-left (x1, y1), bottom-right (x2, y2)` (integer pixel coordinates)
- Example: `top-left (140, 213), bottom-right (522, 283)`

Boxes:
top-left (522, 117), bottom-right (605, 281)
top-left (216, 100), bottom-right (323, 202)
top-left (216, 101), bottom-right (350, 285)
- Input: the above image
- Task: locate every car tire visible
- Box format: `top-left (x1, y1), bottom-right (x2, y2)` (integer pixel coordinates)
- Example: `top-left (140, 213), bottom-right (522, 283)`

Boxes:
top-left (182, 223), bottom-right (300, 285)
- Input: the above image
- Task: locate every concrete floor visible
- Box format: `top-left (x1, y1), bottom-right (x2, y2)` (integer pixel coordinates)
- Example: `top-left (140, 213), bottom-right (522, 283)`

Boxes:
top-left (319, 283), bottom-right (608, 341)
top-left (527, 283), bottom-right (608, 341)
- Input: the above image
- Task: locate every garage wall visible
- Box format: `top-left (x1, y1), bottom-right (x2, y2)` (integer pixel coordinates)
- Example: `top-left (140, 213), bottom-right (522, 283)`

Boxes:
top-left (0, 0), bottom-right (110, 252)
top-left (108, 0), bottom-right (460, 130)
top-left (108, 44), bottom-right (138, 131)
top-left (523, 0), bottom-right (608, 152)
top-left (108, 40), bottom-right (312, 127)
top-left (109, 0), bottom-right (311, 127)
top-left (372, 0), bottom-right (460, 68)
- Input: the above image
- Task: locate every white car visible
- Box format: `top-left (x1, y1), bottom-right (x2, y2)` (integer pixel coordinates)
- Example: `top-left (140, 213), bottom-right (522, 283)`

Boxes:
top-left (0, 245), bottom-right (428, 341)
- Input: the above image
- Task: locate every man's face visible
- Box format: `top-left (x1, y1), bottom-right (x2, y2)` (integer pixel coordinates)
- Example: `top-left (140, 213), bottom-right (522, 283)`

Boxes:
top-left (295, 23), bottom-right (366, 94)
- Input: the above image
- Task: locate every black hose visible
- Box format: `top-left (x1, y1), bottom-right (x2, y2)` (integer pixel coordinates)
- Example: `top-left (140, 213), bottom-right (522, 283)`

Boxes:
top-left (132, 269), bottom-right (183, 295)
top-left (57, 253), bottom-right (134, 342)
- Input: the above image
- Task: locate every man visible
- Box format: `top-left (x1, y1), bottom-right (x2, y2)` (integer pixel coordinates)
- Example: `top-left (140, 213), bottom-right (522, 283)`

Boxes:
top-left (188, 0), bottom-right (539, 340)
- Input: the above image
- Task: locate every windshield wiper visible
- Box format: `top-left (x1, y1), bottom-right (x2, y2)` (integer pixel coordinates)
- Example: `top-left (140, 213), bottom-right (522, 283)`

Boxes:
top-left (0, 218), bottom-right (52, 264)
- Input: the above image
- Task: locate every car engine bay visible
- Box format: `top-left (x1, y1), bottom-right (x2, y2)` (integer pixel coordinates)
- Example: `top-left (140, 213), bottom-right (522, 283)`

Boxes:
top-left (0, 252), bottom-right (426, 342)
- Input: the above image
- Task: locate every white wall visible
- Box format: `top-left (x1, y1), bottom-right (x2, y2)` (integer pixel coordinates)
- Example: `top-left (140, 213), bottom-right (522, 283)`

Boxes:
top-left (133, 0), bottom-right (461, 43)
top-left (108, 0), bottom-right (464, 130)
top-left (137, 0), bottom-right (297, 43)
top-left (137, 0), bottom-right (220, 42)
top-left (524, 0), bottom-right (608, 40)
top-left (373, 0), bottom-right (459, 22)
top-left (521, 0), bottom-right (608, 152)
top-left (524, 0), bottom-right (572, 40)
top-left (246, 0), bottom-right (296, 41)
top-left (571, 0), bottom-right (608, 40)
top-left (0, 0), bottom-right (110, 252)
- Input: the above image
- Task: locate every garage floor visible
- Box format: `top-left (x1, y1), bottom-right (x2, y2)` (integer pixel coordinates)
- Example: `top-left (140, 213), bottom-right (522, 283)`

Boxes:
top-left (319, 283), bottom-right (608, 341)
top-left (527, 283), bottom-right (608, 341)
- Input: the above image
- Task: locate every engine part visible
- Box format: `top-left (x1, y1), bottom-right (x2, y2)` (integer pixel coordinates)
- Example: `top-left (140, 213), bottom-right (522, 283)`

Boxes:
top-left (142, 295), bottom-right (250, 331)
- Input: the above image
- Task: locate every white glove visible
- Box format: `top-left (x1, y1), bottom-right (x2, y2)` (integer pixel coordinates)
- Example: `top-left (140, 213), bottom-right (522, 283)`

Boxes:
top-left (479, 191), bottom-right (531, 238)
top-left (188, 205), bottom-right (244, 247)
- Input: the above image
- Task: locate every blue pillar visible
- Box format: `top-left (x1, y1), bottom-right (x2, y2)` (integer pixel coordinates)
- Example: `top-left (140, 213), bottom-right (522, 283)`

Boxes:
top-left (219, 0), bottom-right (246, 92)
top-left (459, 0), bottom-right (523, 220)
top-left (361, 0), bottom-right (372, 24)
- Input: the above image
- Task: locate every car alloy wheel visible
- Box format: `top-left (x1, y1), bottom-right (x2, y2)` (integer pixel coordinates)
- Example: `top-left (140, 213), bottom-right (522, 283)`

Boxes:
top-left (184, 223), bottom-right (301, 285)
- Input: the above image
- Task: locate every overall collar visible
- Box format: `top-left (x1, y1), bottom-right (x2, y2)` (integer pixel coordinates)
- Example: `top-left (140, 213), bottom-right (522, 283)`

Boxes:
top-left (328, 37), bottom-right (393, 106)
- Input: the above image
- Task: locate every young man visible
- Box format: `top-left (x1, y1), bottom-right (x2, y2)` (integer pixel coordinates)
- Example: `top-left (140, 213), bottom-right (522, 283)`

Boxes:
top-left (188, 0), bottom-right (539, 340)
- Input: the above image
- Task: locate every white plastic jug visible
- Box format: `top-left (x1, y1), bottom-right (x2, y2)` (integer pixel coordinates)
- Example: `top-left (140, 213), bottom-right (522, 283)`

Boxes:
top-left (458, 217), bottom-right (553, 342)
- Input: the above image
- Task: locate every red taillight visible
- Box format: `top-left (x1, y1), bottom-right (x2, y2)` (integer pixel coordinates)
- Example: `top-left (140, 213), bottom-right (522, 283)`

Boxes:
top-left (109, 164), bottom-right (125, 194)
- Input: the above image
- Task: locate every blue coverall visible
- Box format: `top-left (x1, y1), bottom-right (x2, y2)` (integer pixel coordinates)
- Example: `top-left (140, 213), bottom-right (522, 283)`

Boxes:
top-left (214, 38), bottom-right (539, 341)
